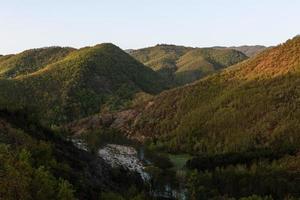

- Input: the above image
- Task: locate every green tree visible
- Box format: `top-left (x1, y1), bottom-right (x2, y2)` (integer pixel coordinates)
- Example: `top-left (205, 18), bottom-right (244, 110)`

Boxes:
top-left (100, 192), bottom-right (125, 200)
top-left (31, 166), bottom-right (56, 200)
top-left (57, 179), bottom-right (76, 200)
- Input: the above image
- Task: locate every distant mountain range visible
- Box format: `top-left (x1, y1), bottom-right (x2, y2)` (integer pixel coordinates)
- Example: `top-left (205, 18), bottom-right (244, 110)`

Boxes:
top-left (214, 45), bottom-right (267, 57)
top-left (129, 44), bottom-right (248, 86)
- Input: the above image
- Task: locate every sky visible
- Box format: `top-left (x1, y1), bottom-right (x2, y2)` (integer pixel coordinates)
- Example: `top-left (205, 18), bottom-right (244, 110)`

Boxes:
top-left (0, 0), bottom-right (299, 54)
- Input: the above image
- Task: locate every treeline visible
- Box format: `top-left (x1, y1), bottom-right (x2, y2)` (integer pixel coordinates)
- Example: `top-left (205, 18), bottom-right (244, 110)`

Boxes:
top-left (186, 155), bottom-right (300, 199)
top-left (186, 146), bottom-right (298, 171)
top-left (80, 128), bottom-right (136, 153)
top-left (184, 145), bottom-right (300, 199)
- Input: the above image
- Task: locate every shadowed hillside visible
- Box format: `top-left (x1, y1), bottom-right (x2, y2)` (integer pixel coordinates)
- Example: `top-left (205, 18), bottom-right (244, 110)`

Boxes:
top-left (0, 109), bottom-right (144, 200)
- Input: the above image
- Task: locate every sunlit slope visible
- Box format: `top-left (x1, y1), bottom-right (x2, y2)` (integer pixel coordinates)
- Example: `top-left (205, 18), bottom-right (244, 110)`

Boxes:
top-left (0, 47), bottom-right (75, 78)
top-left (130, 37), bottom-right (300, 154)
top-left (0, 43), bottom-right (166, 124)
top-left (131, 44), bottom-right (247, 85)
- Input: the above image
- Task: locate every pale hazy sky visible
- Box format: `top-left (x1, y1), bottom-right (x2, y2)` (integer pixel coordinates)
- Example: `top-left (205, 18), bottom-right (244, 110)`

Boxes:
top-left (0, 0), bottom-right (299, 54)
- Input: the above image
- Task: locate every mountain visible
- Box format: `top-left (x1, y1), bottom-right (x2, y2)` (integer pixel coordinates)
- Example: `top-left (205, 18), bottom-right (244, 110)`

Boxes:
top-left (124, 49), bottom-right (134, 54)
top-left (2, 38), bottom-right (300, 200)
top-left (130, 44), bottom-right (248, 86)
top-left (127, 36), bottom-right (300, 154)
top-left (229, 45), bottom-right (267, 57)
top-left (214, 45), bottom-right (267, 57)
top-left (0, 43), bottom-right (166, 124)
top-left (0, 47), bottom-right (75, 78)
top-left (71, 36), bottom-right (300, 155)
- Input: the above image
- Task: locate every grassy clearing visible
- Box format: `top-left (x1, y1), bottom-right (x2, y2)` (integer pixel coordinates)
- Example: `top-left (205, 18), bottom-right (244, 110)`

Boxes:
top-left (168, 154), bottom-right (192, 170)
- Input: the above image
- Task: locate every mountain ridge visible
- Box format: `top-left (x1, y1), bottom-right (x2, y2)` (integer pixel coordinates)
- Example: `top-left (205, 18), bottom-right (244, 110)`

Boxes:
top-left (0, 47), bottom-right (75, 78)
top-left (130, 44), bottom-right (248, 86)
top-left (213, 45), bottom-right (267, 57)
top-left (0, 43), bottom-right (167, 124)
top-left (68, 36), bottom-right (300, 155)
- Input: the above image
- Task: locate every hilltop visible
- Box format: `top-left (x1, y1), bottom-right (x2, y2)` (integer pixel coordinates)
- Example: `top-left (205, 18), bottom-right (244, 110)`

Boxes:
top-left (130, 44), bottom-right (247, 86)
top-left (0, 47), bottom-right (75, 78)
top-left (0, 43), bottom-right (166, 124)
top-left (229, 45), bottom-right (267, 57)
top-left (214, 45), bottom-right (267, 57)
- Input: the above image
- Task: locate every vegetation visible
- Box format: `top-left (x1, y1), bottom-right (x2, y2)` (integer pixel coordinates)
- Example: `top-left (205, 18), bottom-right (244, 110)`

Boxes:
top-left (131, 44), bottom-right (248, 85)
top-left (186, 145), bottom-right (298, 170)
top-left (130, 36), bottom-right (300, 156)
top-left (215, 45), bottom-right (267, 57)
top-left (1, 36), bottom-right (300, 199)
top-left (0, 47), bottom-right (75, 78)
top-left (80, 128), bottom-right (135, 153)
top-left (0, 109), bottom-right (146, 200)
top-left (186, 154), bottom-right (300, 199)
top-left (0, 43), bottom-right (167, 125)
top-left (168, 154), bottom-right (191, 170)
top-left (0, 145), bottom-right (76, 200)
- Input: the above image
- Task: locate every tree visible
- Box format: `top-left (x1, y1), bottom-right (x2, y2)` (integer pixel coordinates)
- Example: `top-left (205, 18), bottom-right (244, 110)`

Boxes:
top-left (57, 179), bottom-right (76, 200)
top-left (31, 166), bottom-right (56, 200)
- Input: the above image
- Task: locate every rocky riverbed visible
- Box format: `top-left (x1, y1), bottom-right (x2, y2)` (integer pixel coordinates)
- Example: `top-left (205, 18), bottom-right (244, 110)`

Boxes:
top-left (71, 139), bottom-right (186, 200)
top-left (98, 144), bottom-right (150, 181)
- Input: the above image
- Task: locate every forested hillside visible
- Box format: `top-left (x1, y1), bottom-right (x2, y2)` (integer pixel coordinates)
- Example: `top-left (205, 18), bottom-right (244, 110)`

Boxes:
top-left (0, 44), bottom-right (167, 125)
top-left (0, 109), bottom-right (145, 200)
top-left (1, 36), bottom-right (300, 200)
top-left (0, 47), bottom-right (75, 78)
top-left (130, 44), bottom-right (247, 86)
top-left (112, 36), bottom-right (300, 155)
top-left (214, 45), bottom-right (267, 57)
top-left (65, 37), bottom-right (300, 199)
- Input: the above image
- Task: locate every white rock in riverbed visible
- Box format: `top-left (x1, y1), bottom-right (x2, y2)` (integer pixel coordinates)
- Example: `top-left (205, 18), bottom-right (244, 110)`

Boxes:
top-left (98, 144), bottom-right (150, 181)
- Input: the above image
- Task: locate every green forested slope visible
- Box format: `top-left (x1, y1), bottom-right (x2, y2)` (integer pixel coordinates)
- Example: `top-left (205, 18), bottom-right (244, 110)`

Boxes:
top-left (129, 36), bottom-right (300, 154)
top-left (0, 47), bottom-right (75, 78)
top-left (229, 45), bottom-right (267, 57)
top-left (214, 45), bottom-right (267, 57)
top-left (0, 43), bottom-right (166, 124)
top-left (0, 109), bottom-right (144, 200)
top-left (131, 44), bottom-right (247, 86)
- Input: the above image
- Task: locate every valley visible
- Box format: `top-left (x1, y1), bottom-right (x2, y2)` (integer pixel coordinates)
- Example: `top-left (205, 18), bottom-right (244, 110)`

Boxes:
top-left (1, 36), bottom-right (300, 200)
